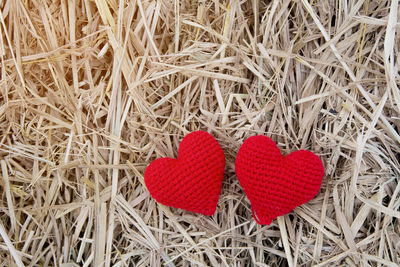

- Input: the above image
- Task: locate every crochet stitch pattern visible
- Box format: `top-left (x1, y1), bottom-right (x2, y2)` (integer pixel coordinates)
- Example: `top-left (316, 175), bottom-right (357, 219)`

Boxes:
top-left (235, 136), bottom-right (324, 225)
top-left (144, 131), bottom-right (225, 216)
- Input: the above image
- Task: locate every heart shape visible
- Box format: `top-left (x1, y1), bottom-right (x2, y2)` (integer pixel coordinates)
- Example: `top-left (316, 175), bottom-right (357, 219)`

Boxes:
top-left (144, 131), bottom-right (225, 215)
top-left (235, 136), bottom-right (324, 225)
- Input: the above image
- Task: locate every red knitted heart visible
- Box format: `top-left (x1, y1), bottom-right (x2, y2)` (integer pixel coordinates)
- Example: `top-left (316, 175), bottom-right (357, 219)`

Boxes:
top-left (144, 131), bottom-right (225, 216)
top-left (235, 136), bottom-right (324, 225)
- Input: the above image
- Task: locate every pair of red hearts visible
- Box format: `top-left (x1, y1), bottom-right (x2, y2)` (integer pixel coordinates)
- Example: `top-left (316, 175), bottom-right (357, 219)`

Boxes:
top-left (144, 131), bottom-right (324, 225)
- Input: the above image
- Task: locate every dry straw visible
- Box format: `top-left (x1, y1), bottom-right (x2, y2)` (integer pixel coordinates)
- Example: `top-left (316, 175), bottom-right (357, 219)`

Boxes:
top-left (0, 0), bottom-right (399, 266)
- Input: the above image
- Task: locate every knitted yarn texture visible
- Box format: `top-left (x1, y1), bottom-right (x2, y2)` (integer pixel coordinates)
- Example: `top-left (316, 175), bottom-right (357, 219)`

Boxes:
top-left (144, 131), bottom-right (225, 216)
top-left (235, 136), bottom-right (324, 225)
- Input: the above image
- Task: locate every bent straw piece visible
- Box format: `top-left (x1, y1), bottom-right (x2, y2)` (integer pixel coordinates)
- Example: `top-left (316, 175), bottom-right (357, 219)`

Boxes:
top-left (0, 221), bottom-right (25, 267)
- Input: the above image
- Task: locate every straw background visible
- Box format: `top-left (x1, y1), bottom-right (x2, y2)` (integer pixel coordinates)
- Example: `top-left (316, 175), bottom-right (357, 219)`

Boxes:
top-left (1, 0), bottom-right (399, 266)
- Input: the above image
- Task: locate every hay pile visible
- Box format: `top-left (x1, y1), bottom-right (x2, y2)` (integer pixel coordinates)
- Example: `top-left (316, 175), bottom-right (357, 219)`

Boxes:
top-left (1, 0), bottom-right (399, 266)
